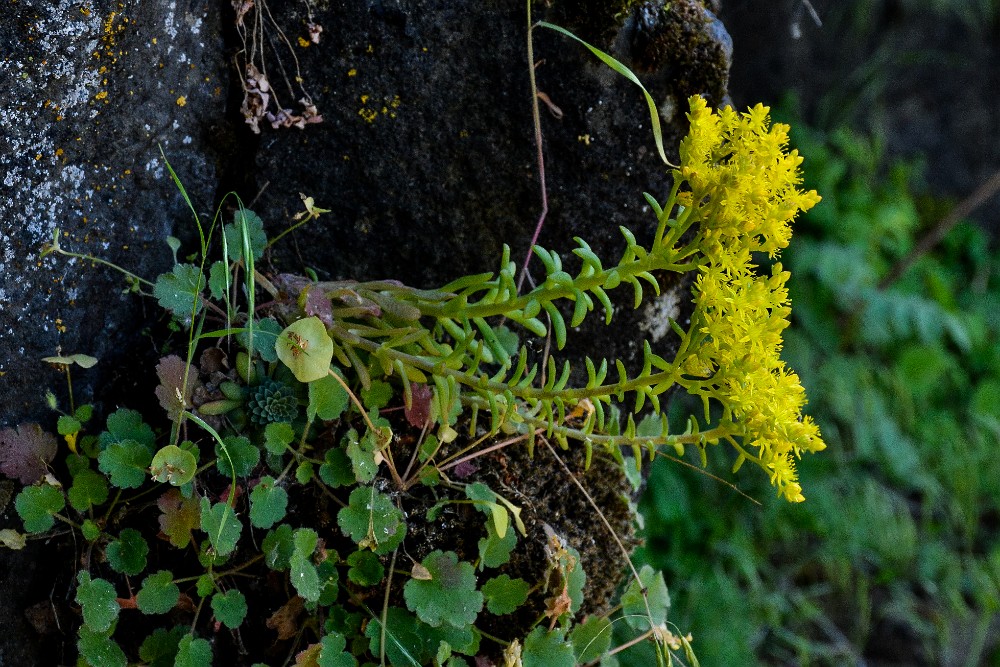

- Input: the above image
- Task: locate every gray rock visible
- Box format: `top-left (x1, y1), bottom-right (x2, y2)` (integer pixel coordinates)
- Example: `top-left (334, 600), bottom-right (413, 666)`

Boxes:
top-left (0, 0), bottom-right (226, 424)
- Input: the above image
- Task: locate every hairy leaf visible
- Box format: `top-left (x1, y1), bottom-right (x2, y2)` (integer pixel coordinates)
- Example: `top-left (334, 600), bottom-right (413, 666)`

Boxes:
top-left (319, 447), bottom-right (353, 488)
top-left (237, 317), bottom-right (283, 363)
top-left (106, 528), bottom-right (149, 576)
top-left (78, 625), bottom-right (126, 667)
top-left (291, 528), bottom-right (321, 602)
top-left (200, 498), bottom-right (243, 557)
top-left (99, 408), bottom-right (155, 451)
top-left (68, 467), bottom-right (109, 512)
top-left (211, 589), bottom-right (248, 629)
top-left (264, 422), bottom-right (295, 455)
top-left (139, 626), bottom-right (186, 667)
top-left (215, 435), bottom-right (260, 478)
top-left (153, 263), bottom-right (205, 324)
top-left (263, 523), bottom-right (295, 571)
top-left (361, 380), bottom-right (393, 410)
top-left (174, 634), bottom-right (212, 667)
top-left (481, 575), bottom-right (530, 615)
top-left (403, 550), bottom-right (483, 628)
top-left (136, 570), bottom-right (180, 614)
top-left (76, 571), bottom-right (119, 632)
top-left (15, 483), bottom-right (65, 533)
top-left (522, 627), bottom-right (575, 667)
top-left (337, 486), bottom-right (406, 555)
top-left (250, 476), bottom-right (288, 529)
top-left (318, 632), bottom-right (357, 667)
top-left (346, 549), bottom-right (384, 586)
top-left (99, 442), bottom-right (153, 489)
top-left (0, 423), bottom-right (57, 484)
top-left (224, 208), bottom-right (267, 263)
top-left (308, 370), bottom-right (349, 421)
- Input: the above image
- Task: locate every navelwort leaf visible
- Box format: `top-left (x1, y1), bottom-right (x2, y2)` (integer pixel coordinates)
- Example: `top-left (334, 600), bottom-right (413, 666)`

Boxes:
top-left (403, 550), bottom-right (483, 628)
top-left (277, 316), bottom-right (335, 383)
top-left (337, 486), bottom-right (406, 555)
top-left (150, 444), bottom-right (198, 486)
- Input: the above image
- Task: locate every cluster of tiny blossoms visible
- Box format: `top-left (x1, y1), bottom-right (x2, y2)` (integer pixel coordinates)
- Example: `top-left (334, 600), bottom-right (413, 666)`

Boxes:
top-left (676, 96), bottom-right (825, 502)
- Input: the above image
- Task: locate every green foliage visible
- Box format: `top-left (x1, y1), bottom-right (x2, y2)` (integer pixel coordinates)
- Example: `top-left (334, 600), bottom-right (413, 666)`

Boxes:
top-left (570, 615), bottom-right (613, 664)
top-left (174, 634), bottom-right (212, 667)
top-left (215, 435), bottom-right (260, 477)
top-left (249, 475), bottom-right (288, 529)
top-left (107, 528), bottom-right (149, 576)
top-left (338, 486), bottom-right (406, 554)
top-left (309, 370), bottom-right (350, 421)
top-left (291, 527), bottom-right (322, 602)
top-left (15, 483), bottom-right (65, 533)
top-left (150, 444), bottom-right (198, 485)
top-left (153, 263), bottom-right (205, 323)
top-left (277, 316), bottom-right (335, 383)
top-left (200, 498), bottom-right (243, 558)
top-left (78, 625), bottom-right (127, 667)
top-left (68, 467), bottom-right (108, 512)
top-left (346, 549), bottom-right (384, 586)
top-left (403, 551), bottom-right (483, 628)
top-left (211, 589), bottom-right (248, 629)
top-left (136, 570), bottom-right (180, 614)
top-left (99, 441), bottom-right (153, 489)
top-left (76, 571), bottom-right (119, 632)
top-left (481, 575), bottom-right (530, 615)
top-left (139, 626), bottom-right (186, 667)
top-left (522, 627), bottom-right (575, 667)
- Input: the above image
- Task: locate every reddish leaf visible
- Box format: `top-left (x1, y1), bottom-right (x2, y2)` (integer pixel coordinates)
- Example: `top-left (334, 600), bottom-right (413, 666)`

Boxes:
top-left (0, 423), bottom-right (57, 484)
top-left (405, 383), bottom-right (433, 429)
top-left (266, 596), bottom-right (304, 640)
top-left (156, 488), bottom-right (201, 548)
top-left (300, 284), bottom-right (334, 328)
top-left (154, 355), bottom-right (202, 421)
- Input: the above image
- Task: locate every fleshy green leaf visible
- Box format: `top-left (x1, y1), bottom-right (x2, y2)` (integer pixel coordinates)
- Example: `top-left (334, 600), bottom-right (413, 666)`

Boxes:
top-left (308, 370), bottom-right (350, 421)
top-left (403, 550), bottom-right (483, 628)
top-left (78, 625), bottom-right (127, 667)
top-left (58, 414), bottom-right (82, 436)
top-left (174, 634), bottom-right (213, 667)
top-left (250, 476), bottom-right (288, 529)
top-left (201, 498), bottom-right (243, 557)
top-left (570, 615), bottom-right (613, 664)
top-left (523, 627), bottom-right (575, 667)
top-left (277, 317), bottom-right (335, 383)
top-left (153, 263), bottom-right (205, 323)
top-left (106, 528), bottom-right (149, 576)
top-left (15, 483), bottom-right (65, 533)
top-left (68, 467), bottom-right (109, 512)
top-left (136, 570), bottom-right (180, 614)
top-left (621, 564), bottom-right (670, 631)
top-left (196, 574), bottom-right (215, 598)
top-left (337, 486), bottom-right (406, 555)
top-left (76, 571), bottom-right (119, 632)
top-left (81, 519), bottom-right (101, 542)
top-left (296, 460), bottom-right (314, 484)
top-left (150, 444), bottom-right (198, 486)
top-left (139, 626), bottom-right (186, 667)
top-left (346, 549), bottom-right (384, 586)
top-left (99, 441), bottom-right (153, 489)
top-left (215, 435), bottom-right (260, 478)
top-left (211, 589), bottom-right (248, 629)
top-left (157, 488), bottom-right (201, 548)
top-left (481, 575), bottom-right (530, 615)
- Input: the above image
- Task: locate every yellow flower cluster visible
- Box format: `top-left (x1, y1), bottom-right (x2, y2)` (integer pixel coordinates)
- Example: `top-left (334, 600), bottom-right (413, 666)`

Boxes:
top-left (677, 97), bottom-right (825, 502)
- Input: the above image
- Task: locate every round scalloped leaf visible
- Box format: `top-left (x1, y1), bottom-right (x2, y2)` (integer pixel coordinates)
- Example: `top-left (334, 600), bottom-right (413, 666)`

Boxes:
top-left (523, 627), bottom-right (575, 667)
top-left (78, 625), bottom-right (126, 667)
top-left (68, 468), bottom-right (109, 512)
top-left (215, 435), bottom-right (260, 478)
top-left (211, 589), bottom-right (248, 629)
top-left (318, 632), bottom-right (358, 667)
top-left (174, 634), bottom-right (212, 667)
top-left (200, 498), bottom-right (243, 558)
top-left (481, 575), bottom-right (530, 615)
top-left (107, 528), bottom-right (149, 576)
top-left (75, 571), bottom-right (119, 633)
top-left (346, 550), bottom-right (384, 586)
top-left (570, 615), bottom-right (613, 664)
top-left (249, 476), bottom-right (288, 529)
top-left (403, 550), bottom-right (483, 628)
top-left (99, 442), bottom-right (153, 489)
top-left (139, 626), bottom-right (186, 665)
top-left (15, 483), bottom-right (65, 533)
top-left (620, 564), bottom-right (670, 631)
top-left (337, 486), bottom-right (406, 555)
top-left (276, 317), bottom-right (334, 383)
top-left (136, 570), bottom-right (180, 614)
top-left (263, 523), bottom-right (295, 571)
